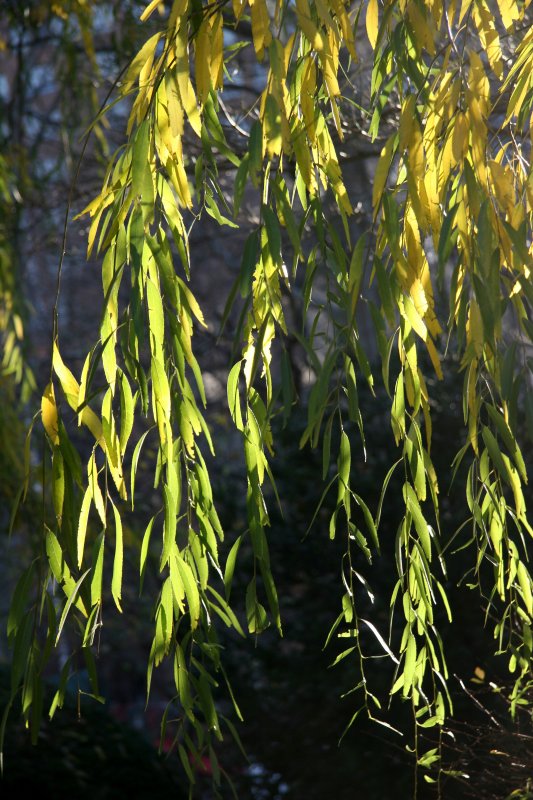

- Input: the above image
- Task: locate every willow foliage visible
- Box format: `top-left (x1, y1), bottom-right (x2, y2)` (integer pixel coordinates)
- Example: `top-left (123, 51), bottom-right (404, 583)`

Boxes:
top-left (5, 0), bottom-right (533, 793)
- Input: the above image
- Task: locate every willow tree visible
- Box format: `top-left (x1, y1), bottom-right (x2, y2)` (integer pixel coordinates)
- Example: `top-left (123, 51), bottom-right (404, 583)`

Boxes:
top-left (6, 0), bottom-right (533, 794)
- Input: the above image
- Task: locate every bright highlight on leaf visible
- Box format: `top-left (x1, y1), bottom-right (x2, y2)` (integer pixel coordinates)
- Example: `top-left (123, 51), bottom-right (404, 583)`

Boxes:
top-left (366, 0), bottom-right (379, 49)
top-left (41, 382), bottom-right (59, 445)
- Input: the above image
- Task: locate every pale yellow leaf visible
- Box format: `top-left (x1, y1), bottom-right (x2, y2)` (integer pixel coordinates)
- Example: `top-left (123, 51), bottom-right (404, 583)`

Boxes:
top-left (88, 452), bottom-right (106, 526)
top-left (53, 342), bottom-right (80, 405)
top-left (366, 0), bottom-right (379, 49)
top-left (295, 0), bottom-right (325, 51)
top-left (194, 19), bottom-right (212, 103)
top-left (140, 0), bottom-right (162, 22)
top-left (489, 160), bottom-right (515, 213)
top-left (452, 112), bottom-right (469, 163)
top-left (251, 0), bottom-right (272, 60)
top-left (472, 0), bottom-right (503, 78)
top-left (42, 382), bottom-right (60, 445)
top-left (77, 487), bottom-right (92, 567)
top-left (517, 561), bottom-right (533, 616)
top-left (372, 134), bottom-right (397, 211)
top-left (496, 0), bottom-right (520, 30)
top-left (210, 13), bottom-right (224, 90)
top-left (467, 300), bottom-right (484, 358)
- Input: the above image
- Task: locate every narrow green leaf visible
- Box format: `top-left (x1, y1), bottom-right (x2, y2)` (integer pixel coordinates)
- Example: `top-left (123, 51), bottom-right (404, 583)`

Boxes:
top-left (403, 483), bottom-right (432, 560)
top-left (205, 585), bottom-right (245, 637)
top-left (90, 532), bottom-right (105, 607)
top-left (227, 360), bottom-right (244, 431)
top-left (260, 560), bottom-right (282, 634)
top-left (245, 581), bottom-right (268, 634)
top-left (482, 425), bottom-right (512, 486)
top-left (131, 427), bottom-right (153, 508)
top-left (234, 154), bottom-right (249, 217)
top-left (391, 372), bottom-right (406, 443)
top-left (176, 555), bottom-right (200, 629)
top-left (403, 635), bottom-right (417, 696)
top-left (56, 569), bottom-right (91, 645)
top-left (77, 486), bottom-right (92, 568)
top-left (239, 231), bottom-right (259, 299)
top-left (360, 618), bottom-right (399, 663)
top-left (248, 120), bottom-right (263, 184)
top-left (140, 513), bottom-right (157, 593)
top-left (329, 646), bottom-right (356, 667)
top-left (118, 371), bottom-right (135, 456)
top-left (485, 404), bottom-right (527, 482)
top-left (224, 534), bottom-right (242, 601)
top-left (353, 493), bottom-right (380, 553)
top-left (338, 707), bottom-right (364, 744)
top-left (7, 564), bottom-right (34, 641)
top-left (338, 431), bottom-right (351, 494)
top-left (52, 448), bottom-right (65, 527)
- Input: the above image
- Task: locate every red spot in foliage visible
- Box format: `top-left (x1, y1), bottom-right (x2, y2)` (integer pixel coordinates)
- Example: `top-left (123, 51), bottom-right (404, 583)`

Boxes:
top-left (189, 754), bottom-right (213, 775)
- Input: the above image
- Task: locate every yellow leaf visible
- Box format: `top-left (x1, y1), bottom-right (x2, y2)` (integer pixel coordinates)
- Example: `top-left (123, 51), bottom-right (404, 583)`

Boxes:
top-left (407, 1), bottom-right (436, 56)
top-left (52, 345), bottom-right (125, 497)
top-left (472, 1), bottom-right (503, 78)
top-left (469, 49), bottom-right (490, 117)
top-left (439, 129), bottom-right (455, 191)
top-left (489, 160), bottom-right (515, 213)
top-left (295, 0), bottom-right (325, 51)
top-left (330, 0), bottom-right (357, 59)
top-left (467, 300), bottom-right (484, 358)
top-left (320, 31), bottom-right (341, 119)
top-left (42, 382), bottom-right (60, 445)
top-left (458, 0), bottom-right (473, 24)
top-left (372, 134), bottom-right (397, 212)
top-left (151, 355), bottom-right (171, 445)
top-left (53, 342), bottom-right (80, 405)
top-left (315, 0), bottom-right (335, 29)
top-left (168, 159), bottom-right (192, 209)
top-left (77, 351), bottom-right (92, 426)
top-left (122, 32), bottom-right (162, 94)
top-left (88, 452), bottom-right (106, 526)
top-left (407, 121), bottom-right (425, 180)
top-left (324, 27), bottom-right (340, 94)
top-left (425, 336), bottom-right (443, 380)
top-left (251, 0), bottom-right (272, 60)
top-left (194, 19), bottom-right (212, 104)
top-left (168, 0), bottom-right (189, 32)
top-left (111, 500), bottom-right (124, 611)
top-left (496, 0), bottom-right (520, 30)
top-left (77, 487), bottom-right (92, 567)
top-left (517, 561), bottom-right (533, 616)
top-left (504, 68), bottom-right (532, 125)
top-left (165, 71), bottom-right (184, 138)
top-left (264, 94), bottom-right (283, 158)
top-left (452, 112), bottom-right (469, 163)
top-left (300, 57), bottom-right (318, 142)
top-left (233, 0), bottom-right (246, 20)
top-left (410, 277), bottom-right (429, 317)
top-left (140, 0), bottom-right (163, 22)
top-left (292, 120), bottom-right (315, 192)
top-left (366, 0), bottom-right (379, 49)
top-left (78, 408), bottom-right (105, 457)
top-left (403, 295), bottom-right (428, 341)
top-left (175, 29), bottom-right (201, 136)
top-left (210, 13), bottom-right (224, 90)
top-left (399, 95), bottom-right (416, 151)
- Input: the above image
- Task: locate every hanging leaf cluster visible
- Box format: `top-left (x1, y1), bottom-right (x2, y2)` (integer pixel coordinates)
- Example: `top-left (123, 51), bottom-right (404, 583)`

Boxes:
top-left (6, 0), bottom-right (533, 792)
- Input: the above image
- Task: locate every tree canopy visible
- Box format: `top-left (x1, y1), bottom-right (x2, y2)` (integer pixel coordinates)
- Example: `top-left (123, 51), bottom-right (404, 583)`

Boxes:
top-left (2, 0), bottom-right (533, 795)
